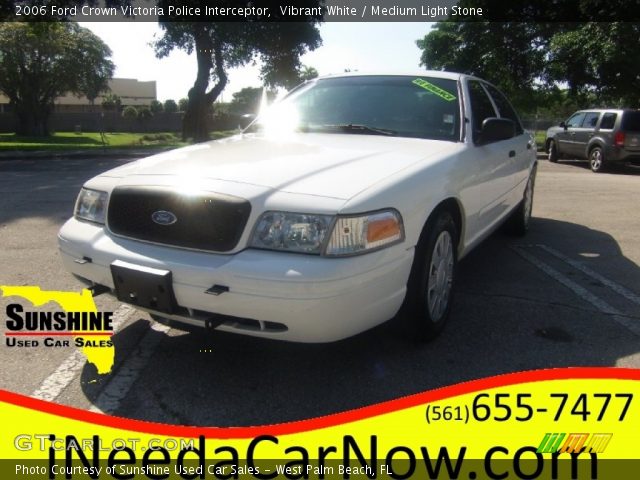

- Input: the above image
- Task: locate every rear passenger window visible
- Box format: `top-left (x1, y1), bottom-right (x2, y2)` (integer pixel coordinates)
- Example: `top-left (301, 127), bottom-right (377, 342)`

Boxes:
top-left (484, 84), bottom-right (524, 135)
top-left (582, 112), bottom-right (600, 128)
top-left (621, 111), bottom-right (640, 132)
top-left (468, 81), bottom-right (497, 142)
top-left (600, 113), bottom-right (617, 130)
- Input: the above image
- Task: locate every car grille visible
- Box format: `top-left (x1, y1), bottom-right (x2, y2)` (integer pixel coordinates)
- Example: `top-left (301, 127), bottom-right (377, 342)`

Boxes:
top-left (107, 186), bottom-right (251, 252)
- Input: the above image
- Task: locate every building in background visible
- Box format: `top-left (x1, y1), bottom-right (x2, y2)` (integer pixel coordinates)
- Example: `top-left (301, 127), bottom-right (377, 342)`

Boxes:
top-left (0, 78), bottom-right (156, 113)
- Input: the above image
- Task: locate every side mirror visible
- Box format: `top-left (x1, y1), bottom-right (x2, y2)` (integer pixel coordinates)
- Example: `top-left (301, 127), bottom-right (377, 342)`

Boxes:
top-left (559, 121), bottom-right (567, 129)
top-left (478, 118), bottom-right (515, 144)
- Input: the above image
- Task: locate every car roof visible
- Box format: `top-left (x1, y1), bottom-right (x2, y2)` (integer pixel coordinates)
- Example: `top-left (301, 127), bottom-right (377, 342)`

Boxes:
top-left (576, 109), bottom-right (636, 113)
top-left (317, 70), bottom-right (465, 81)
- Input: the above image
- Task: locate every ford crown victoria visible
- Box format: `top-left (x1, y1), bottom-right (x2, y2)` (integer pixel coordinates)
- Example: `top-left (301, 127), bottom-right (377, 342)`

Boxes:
top-left (58, 72), bottom-right (537, 342)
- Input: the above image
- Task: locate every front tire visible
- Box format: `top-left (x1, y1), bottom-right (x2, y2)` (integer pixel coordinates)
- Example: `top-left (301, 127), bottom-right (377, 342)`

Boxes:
top-left (404, 211), bottom-right (458, 341)
top-left (589, 146), bottom-right (606, 173)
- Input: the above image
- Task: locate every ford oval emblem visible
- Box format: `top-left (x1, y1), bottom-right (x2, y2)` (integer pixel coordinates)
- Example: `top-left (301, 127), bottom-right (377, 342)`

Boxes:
top-left (151, 210), bottom-right (177, 226)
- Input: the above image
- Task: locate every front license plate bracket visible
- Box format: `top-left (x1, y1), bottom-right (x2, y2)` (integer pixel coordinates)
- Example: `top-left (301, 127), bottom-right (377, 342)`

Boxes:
top-left (110, 260), bottom-right (177, 314)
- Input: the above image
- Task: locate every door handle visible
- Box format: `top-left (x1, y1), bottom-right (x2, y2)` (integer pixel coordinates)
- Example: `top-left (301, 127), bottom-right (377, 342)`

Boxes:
top-left (509, 150), bottom-right (516, 158)
top-left (526, 142), bottom-right (532, 150)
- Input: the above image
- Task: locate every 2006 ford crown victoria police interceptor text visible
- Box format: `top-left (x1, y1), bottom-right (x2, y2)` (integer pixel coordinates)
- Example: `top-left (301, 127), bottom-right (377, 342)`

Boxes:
top-left (58, 72), bottom-right (537, 343)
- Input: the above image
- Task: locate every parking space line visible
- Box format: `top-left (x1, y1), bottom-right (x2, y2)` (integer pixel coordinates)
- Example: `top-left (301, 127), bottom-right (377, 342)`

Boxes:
top-left (512, 246), bottom-right (640, 336)
top-left (536, 244), bottom-right (640, 307)
top-left (89, 322), bottom-right (170, 414)
top-left (31, 304), bottom-right (135, 402)
top-left (31, 351), bottom-right (86, 402)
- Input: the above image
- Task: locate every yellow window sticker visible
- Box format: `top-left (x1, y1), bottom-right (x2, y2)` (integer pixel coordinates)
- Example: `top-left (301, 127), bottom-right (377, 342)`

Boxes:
top-left (412, 78), bottom-right (457, 101)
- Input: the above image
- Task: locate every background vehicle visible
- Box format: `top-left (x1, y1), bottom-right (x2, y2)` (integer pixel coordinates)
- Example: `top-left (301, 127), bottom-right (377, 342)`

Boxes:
top-left (545, 109), bottom-right (640, 172)
top-left (58, 72), bottom-right (537, 343)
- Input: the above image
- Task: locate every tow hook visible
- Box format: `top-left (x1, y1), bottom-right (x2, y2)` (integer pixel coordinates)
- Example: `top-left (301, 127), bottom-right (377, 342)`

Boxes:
top-left (205, 318), bottom-right (224, 330)
top-left (89, 284), bottom-right (110, 297)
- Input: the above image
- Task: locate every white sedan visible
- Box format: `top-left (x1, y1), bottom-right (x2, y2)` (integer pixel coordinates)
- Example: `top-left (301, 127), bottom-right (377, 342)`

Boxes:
top-left (58, 71), bottom-right (537, 342)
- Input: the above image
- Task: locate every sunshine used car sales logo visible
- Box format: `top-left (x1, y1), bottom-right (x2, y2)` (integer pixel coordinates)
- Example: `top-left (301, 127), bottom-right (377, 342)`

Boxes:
top-left (1, 286), bottom-right (116, 374)
top-left (5, 303), bottom-right (113, 348)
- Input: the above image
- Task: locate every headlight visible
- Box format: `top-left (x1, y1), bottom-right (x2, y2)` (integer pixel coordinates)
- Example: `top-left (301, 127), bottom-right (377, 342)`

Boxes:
top-left (250, 212), bottom-right (332, 254)
top-left (74, 188), bottom-right (108, 224)
top-left (325, 209), bottom-right (404, 256)
top-left (250, 209), bottom-right (404, 256)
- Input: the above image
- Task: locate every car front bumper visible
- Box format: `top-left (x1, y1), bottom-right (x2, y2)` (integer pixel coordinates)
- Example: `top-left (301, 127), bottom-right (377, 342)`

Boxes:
top-left (58, 218), bottom-right (414, 343)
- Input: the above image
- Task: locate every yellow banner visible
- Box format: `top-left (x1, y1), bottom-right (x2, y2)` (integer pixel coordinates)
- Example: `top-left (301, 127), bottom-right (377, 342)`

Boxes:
top-left (1, 369), bottom-right (639, 479)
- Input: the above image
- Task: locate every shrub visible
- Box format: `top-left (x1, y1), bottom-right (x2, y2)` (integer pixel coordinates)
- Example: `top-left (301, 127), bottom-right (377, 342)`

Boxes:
top-left (149, 100), bottom-right (163, 114)
top-left (164, 99), bottom-right (178, 114)
top-left (141, 133), bottom-right (175, 142)
top-left (137, 106), bottom-right (153, 120)
top-left (122, 106), bottom-right (138, 119)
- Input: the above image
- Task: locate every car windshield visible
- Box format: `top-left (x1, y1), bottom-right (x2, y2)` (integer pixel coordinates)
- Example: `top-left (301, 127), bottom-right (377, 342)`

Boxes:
top-left (247, 75), bottom-right (461, 141)
top-left (622, 111), bottom-right (640, 131)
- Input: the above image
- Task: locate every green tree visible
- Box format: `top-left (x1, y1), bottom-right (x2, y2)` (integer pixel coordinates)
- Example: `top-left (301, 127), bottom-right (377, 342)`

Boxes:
top-left (163, 99), bottom-right (178, 113)
top-left (101, 93), bottom-right (121, 111)
top-left (229, 87), bottom-right (276, 115)
top-left (154, 3), bottom-right (322, 141)
top-left (416, 2), bottom-right (640, 111)
top-left (0, 22), bottom-right (114, 136)
top-left (178, 98), bottom-right (189, 112)
top-left (150, 99), bottom-right (164, 114)
top-left (416, 22), bottom-right (548, 112)
top-left (297, 65), bottom-right (319, 83)
top-left (546, 23), bottom-right (640, 106)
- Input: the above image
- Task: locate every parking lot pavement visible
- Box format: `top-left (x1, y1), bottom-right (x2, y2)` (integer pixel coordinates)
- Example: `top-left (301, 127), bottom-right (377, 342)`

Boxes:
top-left (1, 156), bottom-right (639, 426)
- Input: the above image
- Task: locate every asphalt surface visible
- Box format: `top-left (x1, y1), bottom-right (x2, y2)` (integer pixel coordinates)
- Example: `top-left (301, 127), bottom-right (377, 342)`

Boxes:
top-left (1, 155), bottom-right (639, 427)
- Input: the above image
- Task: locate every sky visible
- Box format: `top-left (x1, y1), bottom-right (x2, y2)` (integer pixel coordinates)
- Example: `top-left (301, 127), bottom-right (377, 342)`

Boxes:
top-left (81, 22), bottom-right (434, 102)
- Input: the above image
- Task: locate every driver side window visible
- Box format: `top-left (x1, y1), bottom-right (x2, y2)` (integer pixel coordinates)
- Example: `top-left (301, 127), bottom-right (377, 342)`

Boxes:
top-left (468, 81), bottom-right (497, 143)
top-left (566, 113), bottom-right (586, 128)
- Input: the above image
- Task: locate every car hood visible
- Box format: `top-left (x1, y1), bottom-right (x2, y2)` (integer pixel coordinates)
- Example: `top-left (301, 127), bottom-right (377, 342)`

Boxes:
top-left (102, 133), bottom-right (460, 200)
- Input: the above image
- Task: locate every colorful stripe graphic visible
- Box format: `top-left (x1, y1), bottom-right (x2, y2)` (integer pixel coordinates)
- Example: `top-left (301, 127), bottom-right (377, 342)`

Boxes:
top-left (537, 433), bottom-right (613, 454)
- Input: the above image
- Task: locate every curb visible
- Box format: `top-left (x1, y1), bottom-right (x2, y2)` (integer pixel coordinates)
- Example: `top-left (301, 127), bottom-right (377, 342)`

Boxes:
top-left (0, 147), bottom-right (174, 161)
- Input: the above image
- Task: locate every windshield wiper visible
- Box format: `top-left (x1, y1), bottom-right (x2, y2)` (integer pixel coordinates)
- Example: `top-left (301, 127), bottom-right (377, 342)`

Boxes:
top-left (318, 124), bottom-right (397, 136)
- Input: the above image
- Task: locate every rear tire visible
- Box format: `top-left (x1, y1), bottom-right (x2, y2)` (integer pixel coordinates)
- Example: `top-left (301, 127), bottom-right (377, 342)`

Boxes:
top-left (589, 146), bottom-right (606, 173)
top-left (404, 211), bottom-right (458, 341)
top-left (548, 140), bottom-right (559, 163)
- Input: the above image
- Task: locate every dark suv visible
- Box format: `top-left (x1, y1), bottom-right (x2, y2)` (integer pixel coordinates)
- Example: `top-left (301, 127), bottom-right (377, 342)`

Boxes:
top-left (545, 109), bottom-right (640, 172)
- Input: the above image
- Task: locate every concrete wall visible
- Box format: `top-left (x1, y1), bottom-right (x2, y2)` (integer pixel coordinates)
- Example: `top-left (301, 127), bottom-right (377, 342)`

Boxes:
top-left (0, 112), bottom-right (181, 133)
top-left (0, 111), bottom-right (248, 134)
